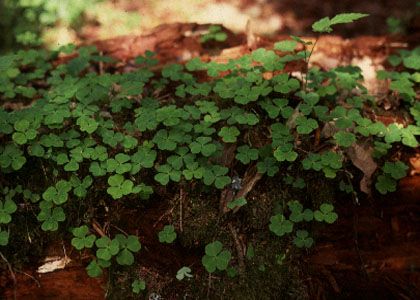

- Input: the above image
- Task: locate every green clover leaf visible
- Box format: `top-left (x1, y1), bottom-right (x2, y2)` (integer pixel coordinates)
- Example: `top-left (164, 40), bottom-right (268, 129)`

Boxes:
top-left (0, 199), bottom-right (17, 224)
top-left (115, 234), bottom-right (141, 266)
top-left (202, 165), bottom-right (231, 188)
top-left (375, 174), bottom-right (397, 194)
top-left (42, 180), bottom-right (72, 205)
top-left (130, 144), bottom-right (157, 174)
top-left (107, 174), bottom-right (134, 199)
top-left (77, 116), bottom-right (98, 134)
top-left (167, 147), bottom-right (195, 170)
top-left (189, 137), bottom-right (217, 157)
top-left (89, 161), bottom-right (107, 177)
top-left (314, 203), bottom-right (338, 224)
top-left (182, 162), bottom-right (204, 180)
top-left (288, 200), bottom-right (313, 222)
top-left (273, 143), bottom-right (298, 162)
top-left (106, 153), bottom-right (132, 174)
top-left (162, 63), bottom-right (184, 81)
top-left (334, 131), bottom-right (356, 147)
top-left (37, 202), bottom-right (66, 231)
top-left (272, 74), bottom-right (300, 93)
top-left (296, 116), bottom-right (318, 134)
top-left (71, 225), bottom-right (96, 250)
top-left (153, 129), bottom-right (182, 151)
top-left (155, 164), bottom-right (181, 185)
top-left (269, 214), bottom-right (293, 237)
top-left (218, 126), bottom-right (240, 143)
top-left (382, 161), bottom-right (408, 180)
top-left (401, 125), bottom-right (420, 148)
top-left (202, 241), bottom-right (232, 273)
top-left (0, 144), bottom-right (26, 170)
top-left (236, 145), bottom-right (259, 164)
top-left (95, 236), bottom-right (120, 261)
top-left (293, 230), bottom-right (314, 248)
top-left (384, 124), bottom-right (402, 143)
top-left (12, 119), bottom-right (37, 145)
top-left (158, 225), bottom-right (177, 243)
top-left (132, 279), bottom-right (146, 294)
top-left (251, 48), bottom-right (279, 71)
top-left (86, 259), bottom-right (111, 277)
top-left (257, 157), bottom-right (279, 177)
top-left (71, 175), bottom-right (93, 198)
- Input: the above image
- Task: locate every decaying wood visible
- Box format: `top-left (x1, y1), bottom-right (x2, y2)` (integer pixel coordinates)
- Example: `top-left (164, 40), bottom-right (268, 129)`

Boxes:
top-left (93, 23), bottom-right (242, 63)
top-left (228, 222), bottom-right (245, 275)
top-left (220, 164), bottom-right (263, 214)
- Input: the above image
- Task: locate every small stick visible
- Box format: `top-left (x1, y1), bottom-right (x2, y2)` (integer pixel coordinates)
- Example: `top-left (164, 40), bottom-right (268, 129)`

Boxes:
top-left (98, 51), bottom-right (104, 75)
top-left (15, 270), bottom-right (40, 287)
top-left (179, 187), bottom-right (184, 233)
top-left (92, 220), bottom-right (106, 237)
top-left (152, 206), bottom-right (175, 228)
top-left (207, 274), bottom-right (212, 298)
top-left (110, 224), bottom-right (129, 236)
top-left (0, 251), bottom-right (17, 300)
top-left (228, 223), bottom-right (245, 274)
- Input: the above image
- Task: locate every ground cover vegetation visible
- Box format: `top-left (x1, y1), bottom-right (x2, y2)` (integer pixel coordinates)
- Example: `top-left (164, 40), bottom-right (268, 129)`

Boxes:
top-left (0, 13), bottom-right (419, 298)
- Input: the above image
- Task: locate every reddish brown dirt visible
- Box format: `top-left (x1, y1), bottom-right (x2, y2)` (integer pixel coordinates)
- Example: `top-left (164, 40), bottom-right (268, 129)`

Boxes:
top-left (309, 177), bottom-right (420, 299)
top-left (245, 0), bottom-right (419, 37)
top-left (2, 266), bottom-right (105, 300)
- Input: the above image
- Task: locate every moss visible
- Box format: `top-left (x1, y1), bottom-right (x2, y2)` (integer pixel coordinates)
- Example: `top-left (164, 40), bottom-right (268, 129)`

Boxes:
top-left (242, 180), bottom-right (290, 230)
top-left (186, 236), bottom-right (308, 300)
top-left (172, 188), bottom-right (222, 248)
top-left (305, 174), bottom-right (336, 207)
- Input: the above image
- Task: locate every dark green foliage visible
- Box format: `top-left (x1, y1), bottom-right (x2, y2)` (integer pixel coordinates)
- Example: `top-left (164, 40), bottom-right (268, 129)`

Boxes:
top-left (0, 14), bottom-right (418, 294)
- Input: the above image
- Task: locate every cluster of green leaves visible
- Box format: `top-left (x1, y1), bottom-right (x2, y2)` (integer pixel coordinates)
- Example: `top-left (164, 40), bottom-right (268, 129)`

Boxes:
top-left (202, 241), bottom-right (232, 273)
top-left (0, 13), bottom-right (418, 285)
top-left (131, 279), bottom-right (146, 294)
top-left (269, 200), bottom-right (338, 248)
top-left (375, 161), bottom-right (409, 194)
top-left (312, 13), bottom-right (369, 33)
top-left (200, 25), bottom-right (227, 43)
top-left (379, 47), bottom-right (420, 104)
top-left (158, 225), bottom-right (177, 243)
top-left (74, 230), bottom-right (142, 277)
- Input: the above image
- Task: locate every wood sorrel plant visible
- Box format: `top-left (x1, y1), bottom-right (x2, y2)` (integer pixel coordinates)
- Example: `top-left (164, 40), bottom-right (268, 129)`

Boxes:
top-left (0, 13), bottom-right (418, 286)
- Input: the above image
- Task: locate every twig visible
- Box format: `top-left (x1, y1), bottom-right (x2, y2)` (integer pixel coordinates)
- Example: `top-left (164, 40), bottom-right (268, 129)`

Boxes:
top-left (228, 223), bottom-right (245, 275)
top-left (98, 51), bottom-right (104, 75)
top-left (179, 187), bottom-right (185, 233)
top-left (152, 206), bottom-right (175, 228)
top-left (0, 251), bottom-right (17, 300)
top-left (207, 274), bottom-right (212, 299)
top-left (91, 220), bottom-right (106, 237)
top-left (304, 38), bottom-right (319, 91)
top-left (353, 206), bottom-right (369, 279)
top-left (14, 269), bottom-right (40, 287)
top-left (110, 224), bottom-right (129, 236)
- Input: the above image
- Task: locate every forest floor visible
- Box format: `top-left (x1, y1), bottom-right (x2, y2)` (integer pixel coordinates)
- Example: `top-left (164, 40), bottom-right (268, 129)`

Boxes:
top-left (1, 1), bottom-right (419, 299)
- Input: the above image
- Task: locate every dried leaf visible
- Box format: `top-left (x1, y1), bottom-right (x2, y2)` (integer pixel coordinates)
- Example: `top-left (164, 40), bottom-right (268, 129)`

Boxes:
top-left (346, 143), bottom-right (377, 194)
top-left (37, 256), bottom-right (71, 274)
